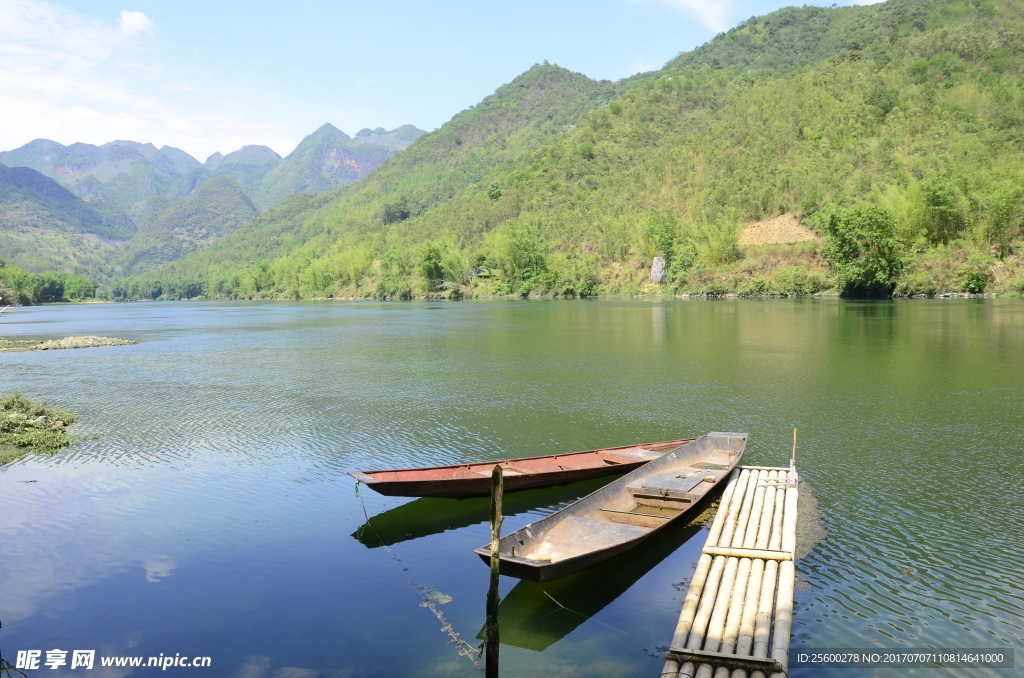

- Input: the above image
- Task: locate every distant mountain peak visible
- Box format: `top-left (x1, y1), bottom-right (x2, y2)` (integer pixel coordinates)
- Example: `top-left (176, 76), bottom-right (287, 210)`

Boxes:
top-left (219, 145), bottom-right (282, 166)
top-left (312, 122), bottom-right (347, 138)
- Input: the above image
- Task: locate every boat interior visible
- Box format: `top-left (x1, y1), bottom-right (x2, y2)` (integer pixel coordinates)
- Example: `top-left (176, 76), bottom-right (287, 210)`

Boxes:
top-left (499, 435), bottom-right (745, 564)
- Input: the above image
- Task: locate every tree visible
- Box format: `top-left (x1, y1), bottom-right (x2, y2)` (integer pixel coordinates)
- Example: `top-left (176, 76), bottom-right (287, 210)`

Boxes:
top-left (920, 176), bottom-right (967, 244)
top-left (821, 206), bottom-right (903, 297)
top-left (420, 243), bottom-right (444, 286)
top-left (382, 197), bottom-right (411, 225)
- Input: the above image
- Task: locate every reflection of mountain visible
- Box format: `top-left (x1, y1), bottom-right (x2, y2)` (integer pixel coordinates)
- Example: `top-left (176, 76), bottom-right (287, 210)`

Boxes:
top-left (352, 476), bottom-right (619, 548)
top-left (483, 517), bottom-right (707, 651)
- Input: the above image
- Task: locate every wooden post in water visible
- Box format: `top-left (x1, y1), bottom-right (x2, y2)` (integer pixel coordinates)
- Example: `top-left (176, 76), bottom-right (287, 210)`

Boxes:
top-left (485, 465), bottom-right (504, 678)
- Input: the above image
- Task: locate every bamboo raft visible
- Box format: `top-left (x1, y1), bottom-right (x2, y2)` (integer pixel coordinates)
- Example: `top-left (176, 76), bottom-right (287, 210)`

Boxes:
top-left (660, 461), bottom-right (799, 678)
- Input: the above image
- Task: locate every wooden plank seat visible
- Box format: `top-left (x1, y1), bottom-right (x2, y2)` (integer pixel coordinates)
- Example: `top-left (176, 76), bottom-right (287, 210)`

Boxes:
top-left (626, 467), bottom-right (726, 508)
top-left (601, 448), bottom-right (663, 464)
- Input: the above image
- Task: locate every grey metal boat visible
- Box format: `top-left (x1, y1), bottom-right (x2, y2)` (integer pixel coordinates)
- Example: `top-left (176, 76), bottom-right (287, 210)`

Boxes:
top-left (473, 432), bottom-right (747, 582)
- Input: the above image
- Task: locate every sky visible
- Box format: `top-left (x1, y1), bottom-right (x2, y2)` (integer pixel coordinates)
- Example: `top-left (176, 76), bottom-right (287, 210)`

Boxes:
top-left (0, 0), bottom-right (885, 161)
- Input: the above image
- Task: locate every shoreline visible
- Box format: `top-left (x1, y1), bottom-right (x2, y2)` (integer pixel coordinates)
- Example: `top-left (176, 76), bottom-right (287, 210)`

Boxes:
top-left (104, 290), bottom-right (1012, 303)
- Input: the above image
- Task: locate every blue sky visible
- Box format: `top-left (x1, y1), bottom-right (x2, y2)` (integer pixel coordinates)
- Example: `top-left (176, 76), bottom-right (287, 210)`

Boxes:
top-left (0, 0), bottom-right (883, 161)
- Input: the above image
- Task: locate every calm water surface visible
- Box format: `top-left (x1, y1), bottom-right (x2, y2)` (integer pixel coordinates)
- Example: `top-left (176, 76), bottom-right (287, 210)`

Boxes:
top-left (1, 300), bottom-right (1022, 677)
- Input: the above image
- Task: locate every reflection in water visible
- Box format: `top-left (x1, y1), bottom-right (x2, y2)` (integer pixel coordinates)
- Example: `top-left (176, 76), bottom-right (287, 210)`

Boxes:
top-left (144, 555), bottom-right (176, 582)
top-left (352, 477), bottom-right (619, 548)
top-left (1, 300), bottom-right (1022, 678)
top-left (482, 518), bottom-right (707, 651)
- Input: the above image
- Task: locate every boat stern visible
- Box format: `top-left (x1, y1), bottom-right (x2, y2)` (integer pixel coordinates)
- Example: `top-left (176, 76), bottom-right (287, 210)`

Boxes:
top-left (473, 546), bottom-right (558, 582)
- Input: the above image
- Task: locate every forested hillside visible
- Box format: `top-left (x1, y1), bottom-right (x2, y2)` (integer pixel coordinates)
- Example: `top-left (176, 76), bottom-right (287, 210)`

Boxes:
top-left (0, 164), bottom-right (134, 280)
top-left (109, 1), bottom-right (1024, 298)
top-left (0, 124), bottom-right (424, 282)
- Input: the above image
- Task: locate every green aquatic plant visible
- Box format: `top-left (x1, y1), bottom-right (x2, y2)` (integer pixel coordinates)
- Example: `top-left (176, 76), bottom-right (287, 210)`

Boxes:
top-left (0, 390), bottom-right (77, 464)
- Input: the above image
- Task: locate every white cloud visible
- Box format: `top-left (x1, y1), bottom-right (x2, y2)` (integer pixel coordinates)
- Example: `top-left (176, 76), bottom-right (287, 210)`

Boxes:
top-left (0, 0), bottom-right (298, 159)
top-left (632, 0), bottom-right (735, 32)
top-left (119, 9), bottom-right (153, 36)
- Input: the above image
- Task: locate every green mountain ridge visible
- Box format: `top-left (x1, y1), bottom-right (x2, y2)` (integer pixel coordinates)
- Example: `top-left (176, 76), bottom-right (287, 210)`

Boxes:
top-left (117, 175), bottom-right (259, 275)
top-left (116, 0), bottom-right (1024, 300)
top-left (252, 123), bottom-right (418, 210)
top-left (0, 163), bottom-right (134, 279)
top-left (108, 64), bottom-right (637, 298)
top-left (0, 123), bottom-right (426, 281)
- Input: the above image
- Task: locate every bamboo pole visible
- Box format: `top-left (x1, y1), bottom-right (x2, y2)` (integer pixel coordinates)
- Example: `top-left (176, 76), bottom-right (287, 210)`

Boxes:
top-left (723, 467), bottom-right (779, 678)
top-left (706, 468), bottom-right (743, 548)
top-left (662, 469), bottom-right (749, 678)
top-left (769, 468), bottom-right (799, 678)
top-left (726, 468), bottom-right (781, 678)
top-left (718, 470), bottom-right (756, 549)
top-left (752, 471), bottom-right (779, 551)
top-left (664, 459), bottom-right (800, 678)
top-left (701, 547), bottom-right (792, 561)
top-left (751, 471), bottom-right (787, 674)
top-left (694, 470), bottom-right (763, 678)
top-left (663, 469), bottom-right (742, 669)
top-left (485, 465), bottom-right (503, 678)
top-left (713, 563), bottom-right (751, 677)
top-left (687, 470), bottom-right (754, 644)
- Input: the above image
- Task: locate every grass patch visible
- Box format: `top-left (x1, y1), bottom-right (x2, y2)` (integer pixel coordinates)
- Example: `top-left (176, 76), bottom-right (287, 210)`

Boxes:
top-left (0, 390), bottom-right (77, 464)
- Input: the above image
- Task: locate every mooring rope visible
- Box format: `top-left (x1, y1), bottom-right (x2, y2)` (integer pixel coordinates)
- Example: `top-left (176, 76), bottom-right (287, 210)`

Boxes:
top-left (541, 591), bottom-right (632, 636)
top-left (354, 481), bottom-right (483, 672)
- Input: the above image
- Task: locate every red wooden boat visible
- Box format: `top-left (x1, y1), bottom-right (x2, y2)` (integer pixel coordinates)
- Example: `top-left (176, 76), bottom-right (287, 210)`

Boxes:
top-left (348, 438), bottom-right (696, 499)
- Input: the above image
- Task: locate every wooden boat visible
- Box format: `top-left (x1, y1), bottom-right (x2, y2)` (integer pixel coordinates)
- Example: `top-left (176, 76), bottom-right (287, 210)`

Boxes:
top-left (473, 432), bottom-right (747, 582)
top-left (348, 438), bottom-right (695, 499)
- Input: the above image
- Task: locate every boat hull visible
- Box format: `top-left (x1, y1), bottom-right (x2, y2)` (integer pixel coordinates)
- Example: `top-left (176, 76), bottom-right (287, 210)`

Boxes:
top-left (349, 438), bottom-right (694, 499)
top-left (473, 432), bottom-right (747, 581)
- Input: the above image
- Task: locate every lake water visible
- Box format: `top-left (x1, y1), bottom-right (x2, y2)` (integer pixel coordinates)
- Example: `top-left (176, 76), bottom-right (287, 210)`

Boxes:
top-left (1, 299), bottom-right (1022, 678)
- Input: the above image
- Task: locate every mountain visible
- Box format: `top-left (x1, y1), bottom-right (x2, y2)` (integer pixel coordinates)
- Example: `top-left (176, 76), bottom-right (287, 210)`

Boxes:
top-left (0, 123), bottom-right (424, 281)
top-left (117, 175), bottom-right (258, 275)
top-left (253, 124), bottom-right (426, 210)
top-left (0, 139), bottom-right (202, 219)
top-left (208, 145), bottom-right (283, 193)
top-left (111, 64), bottom-right (634, 298)
top-left (0, 164), bottom-right (134, 278)
top-left (119, 0), bottom-right (1024, 300)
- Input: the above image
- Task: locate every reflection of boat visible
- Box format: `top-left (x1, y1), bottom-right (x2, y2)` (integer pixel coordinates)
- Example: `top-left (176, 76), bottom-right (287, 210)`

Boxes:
top-left (474, 433), bottom-right (747, 582)
top-left (352, 477), bottom-right (619, 548)
top-left (485, 516), bottom-right (708, 651)
top-left (349, 438), bottom-right (695, 499)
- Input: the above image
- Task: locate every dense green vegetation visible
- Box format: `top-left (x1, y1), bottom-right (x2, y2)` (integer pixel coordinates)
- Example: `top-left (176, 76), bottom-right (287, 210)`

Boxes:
top-left (0, 125), bottom-right (425, 282)
top-left (111, 65), bottom-right (642, 299)
top-left (0, 391), bottom-right (78, 464)
top-left (0, 256), bottom-right (97, 304)
top-left (112, 0), bottom-right (1024, 301)
top-left (0, 162), bottom-right (134, 239)
top-left (116, 175), bottom-right (259, 275)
